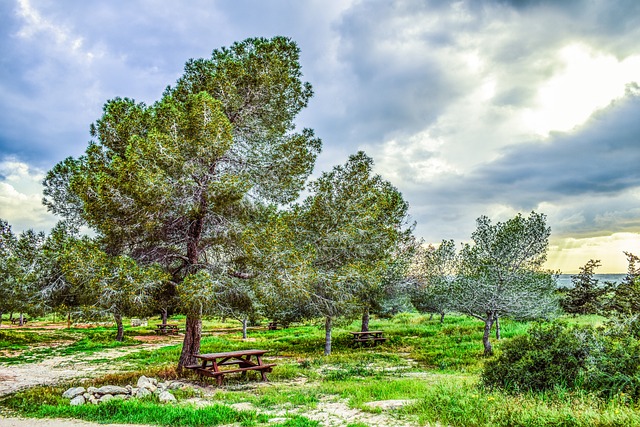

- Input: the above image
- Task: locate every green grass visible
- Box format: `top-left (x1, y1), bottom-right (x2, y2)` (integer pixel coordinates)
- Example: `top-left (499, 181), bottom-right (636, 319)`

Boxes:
top-left (2, 313), bottom-right (640, 426)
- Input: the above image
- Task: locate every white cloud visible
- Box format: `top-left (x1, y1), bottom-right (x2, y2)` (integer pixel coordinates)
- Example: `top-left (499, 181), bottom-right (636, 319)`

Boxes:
top-left (522, 43), bottom-right (640, 136)
top-left (0, 158), bottom-right (57, 232)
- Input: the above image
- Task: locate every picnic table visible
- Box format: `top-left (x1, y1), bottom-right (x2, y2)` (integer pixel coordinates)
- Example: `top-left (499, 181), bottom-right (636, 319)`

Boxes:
top-left (267, 322), bottom-right (279, 330)
top-left (185, 349), bottom-right (276, 386)
top-left (10, 318), bottom-right (28, 325)
top-left (155, 324), bottom-right (179, 334)
top-left (350, 330), bottom-right (387, 345)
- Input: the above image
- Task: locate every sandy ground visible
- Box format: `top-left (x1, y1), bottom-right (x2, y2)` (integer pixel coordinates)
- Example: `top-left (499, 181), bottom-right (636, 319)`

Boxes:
top-left (0, 328), bottom-right (425, 427)
top-left (0, 332), bottom-right (180, 427)
top-left (0, 336), bottom-right (181, 397)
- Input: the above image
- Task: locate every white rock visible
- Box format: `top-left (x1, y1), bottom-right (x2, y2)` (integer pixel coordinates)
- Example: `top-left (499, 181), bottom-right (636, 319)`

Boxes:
top-left (135, 387), bottom-right (153, 398)
top-left (96, 385), bottom-right (129, 395)
top-left (137, 376), bottom-right (157, 392)
top-left (62, 387), bottom-right (86, 399)
top-left (69, 395), bottom-right (85, 406)
top-left (167, 381), bottom-right (186, 390)
top-left (137, 375), bottom-right (157, 387)
top-left (99, 394), bottom-right (115, 403)
top-left (158, 390), bottom-right (177, 403)
top-left (87, 386), bottom-right (99, 394)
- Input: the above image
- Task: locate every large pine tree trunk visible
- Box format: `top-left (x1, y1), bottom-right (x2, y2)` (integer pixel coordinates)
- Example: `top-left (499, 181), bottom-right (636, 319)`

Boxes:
top-left (495, 315), bottom-right (501, 340)
top-left (0, 310), bottom-right (3, 326)
top-left (19, 313), bottom-right (24, 327)
top-left (440, 311), bottom-right (445, 324)
top-left (114, 312), bottom-right (124, 342)
top-left (67, 312), bottom-right (72, 329)
top-left (242, 317), bottom-right (248, 339)
top-left (361, 307), bottom-right (370, 332)
top-left (324, 316), bottom-right (332, 356)
top-left (161, 308), bottom-right (168, 326)
top-left (483, 313), bottom-right (495, 356)
top-left (178, 313), bottom-right (202, 371)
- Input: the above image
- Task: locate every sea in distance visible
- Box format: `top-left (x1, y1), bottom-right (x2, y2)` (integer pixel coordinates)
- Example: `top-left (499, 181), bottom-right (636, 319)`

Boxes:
top-left (555, 274), bottom-right (627, 289)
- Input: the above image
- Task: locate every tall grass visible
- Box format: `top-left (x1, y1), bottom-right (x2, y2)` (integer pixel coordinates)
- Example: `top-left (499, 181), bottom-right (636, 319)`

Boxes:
top-left (2, 313), bottom-right (640, 426)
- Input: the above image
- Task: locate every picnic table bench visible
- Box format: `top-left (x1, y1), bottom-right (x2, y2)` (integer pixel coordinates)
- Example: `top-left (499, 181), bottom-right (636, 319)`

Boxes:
top-left (350, 330), bottom-right (387, 345)
top-left (155, 324), bottom-right (179, 334)
top-left (10, 318), bottom-right (28, 325)
top-left (267, 322), bottom-right (279, 330)
top-left (185, 349), bottom-right (276, 386)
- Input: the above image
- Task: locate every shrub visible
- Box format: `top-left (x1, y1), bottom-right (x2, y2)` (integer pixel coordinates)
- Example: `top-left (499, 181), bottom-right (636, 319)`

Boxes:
top-left (482, 323), bottom-right (597, 393)
top-left (482, 320), bottom-right (640, 399)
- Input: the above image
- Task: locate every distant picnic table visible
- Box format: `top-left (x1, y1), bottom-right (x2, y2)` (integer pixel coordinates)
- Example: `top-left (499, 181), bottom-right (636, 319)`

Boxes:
top-left (10, 318), bottom-right (28, 325)
top-left (350, 330), bottom-right (387, 345)
top-left (267, 321), bottom-right (279, 330)
top-left (185, 349), bottom-right (276, 386)
top-left (155, 324), bottom-right (179, 335)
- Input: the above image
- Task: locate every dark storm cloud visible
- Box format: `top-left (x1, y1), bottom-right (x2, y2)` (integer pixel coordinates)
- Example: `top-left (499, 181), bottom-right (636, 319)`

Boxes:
top-left (332, 0), bottom-right (478, 145)
top-left (409, 91), bottom-right (640, 242)
top-left (475, 93), bottom-right (640, 204)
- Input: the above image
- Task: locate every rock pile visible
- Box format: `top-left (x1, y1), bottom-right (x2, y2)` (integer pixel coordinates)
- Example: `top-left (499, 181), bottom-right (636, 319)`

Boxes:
top-left (61, 375), bottom-right (184, 406)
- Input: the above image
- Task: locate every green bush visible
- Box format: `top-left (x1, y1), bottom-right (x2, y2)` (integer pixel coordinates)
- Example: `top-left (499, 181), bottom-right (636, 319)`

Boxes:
top-left (482, 321), bottom-right (640, 399)
top-left (482, 323), bottom-right (597, 393)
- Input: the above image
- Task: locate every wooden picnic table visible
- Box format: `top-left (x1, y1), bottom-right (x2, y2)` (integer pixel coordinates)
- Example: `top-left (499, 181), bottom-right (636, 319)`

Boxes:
top-left (350, 330), bottom-right (387, 345)
top-left (155, 324), bottom-right (179, 334)
top-left (185, 349), bottom-right (276, 386)
top-left (10, 318), bottom-right (28, 325)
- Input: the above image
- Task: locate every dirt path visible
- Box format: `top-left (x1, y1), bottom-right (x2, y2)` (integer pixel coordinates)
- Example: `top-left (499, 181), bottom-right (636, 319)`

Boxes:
top-left (0, 336), bottom-right (181, 427)
top-left (0, 337), bottom-right (182, 397)
top-left (0, 333), bottom-right (425, 427)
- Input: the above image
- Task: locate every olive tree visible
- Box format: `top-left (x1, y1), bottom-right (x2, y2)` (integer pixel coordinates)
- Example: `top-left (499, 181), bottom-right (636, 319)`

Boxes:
top-left (407, 240), bottom-right (457, 323)
top-left (451, 212), bottom-right (558, 356)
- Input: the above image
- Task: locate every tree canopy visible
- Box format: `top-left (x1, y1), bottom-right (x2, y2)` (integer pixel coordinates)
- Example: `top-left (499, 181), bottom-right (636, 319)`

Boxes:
top-left (43, 36), bottom-right (321, 367)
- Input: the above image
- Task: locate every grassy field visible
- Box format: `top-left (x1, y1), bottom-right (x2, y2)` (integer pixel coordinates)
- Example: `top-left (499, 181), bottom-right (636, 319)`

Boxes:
top-left (1, 313), bottom-right (639, 426)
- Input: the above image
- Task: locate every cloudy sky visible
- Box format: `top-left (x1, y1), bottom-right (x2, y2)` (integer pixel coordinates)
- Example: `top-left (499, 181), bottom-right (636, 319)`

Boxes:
top-left (1, 0), bottom-right (639, 273)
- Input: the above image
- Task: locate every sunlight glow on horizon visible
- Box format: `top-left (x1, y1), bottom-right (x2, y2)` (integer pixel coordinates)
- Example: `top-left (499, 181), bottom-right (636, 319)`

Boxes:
top-left (546, 232), bottom-right (640, 274)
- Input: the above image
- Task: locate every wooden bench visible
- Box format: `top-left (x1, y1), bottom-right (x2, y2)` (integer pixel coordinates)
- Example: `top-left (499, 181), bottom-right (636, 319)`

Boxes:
top-left (10, 318), bottom-right (28, 325)
top-left (186, 349), bottom-right (276, 386)
top-left (155, 324), bottom-right (179, 334)
top-left (350, 330), bottom-right (387, 345)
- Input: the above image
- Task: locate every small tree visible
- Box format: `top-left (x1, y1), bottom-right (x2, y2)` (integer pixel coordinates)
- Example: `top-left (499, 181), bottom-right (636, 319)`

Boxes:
top-left (3, 228), bottom-right (47, 325)
top-left (61, 238), bottom-right (167, 340)
top-left (451, 212), bottom-right (558, 356)
top-left (294, 152), bottom-right (412, 355)
top-left (607, 252), bottom-right (640, 315)
top-left (0, 219), bottom-right (17, 324)
top-left (407, 240), bottom-right (456, 323)
top-left (561, 259), bottom-right (606, 315)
